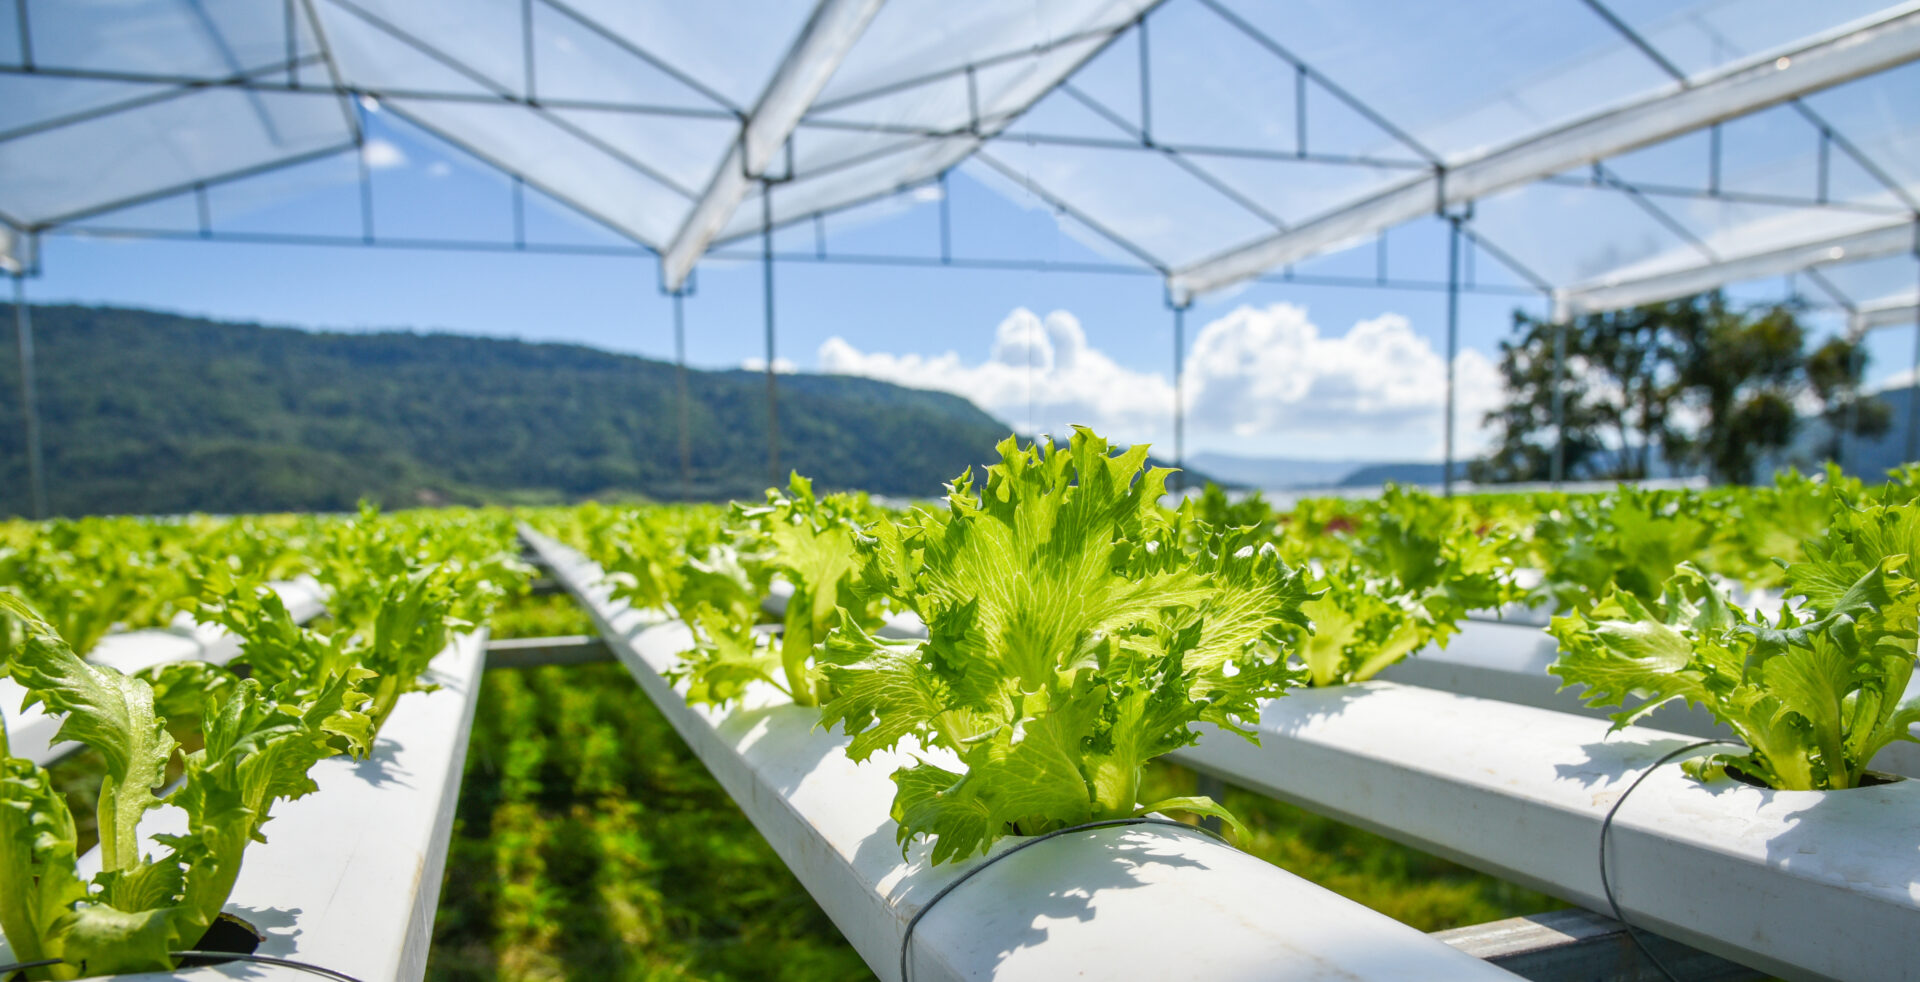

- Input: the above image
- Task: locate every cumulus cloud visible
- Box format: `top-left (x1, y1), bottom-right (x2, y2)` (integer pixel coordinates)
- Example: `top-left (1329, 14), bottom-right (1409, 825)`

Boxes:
top-left (1183, 304), bottom-right (1505, 445)
top-left (362, 138), bottom-right (407, 170)
top-left (816, 303), bottom-right (1506, 457)
top-left (819, 308), bottom-right (1173, 435)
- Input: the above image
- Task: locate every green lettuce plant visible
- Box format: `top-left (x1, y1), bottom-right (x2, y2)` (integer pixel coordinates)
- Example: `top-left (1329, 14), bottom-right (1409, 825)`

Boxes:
top-left (1549, 490), bottom-right (1920, 790)
top-left (816, 430), bottom-right (1312, 863)
top-left (0, 591), bottom-right (371, 979)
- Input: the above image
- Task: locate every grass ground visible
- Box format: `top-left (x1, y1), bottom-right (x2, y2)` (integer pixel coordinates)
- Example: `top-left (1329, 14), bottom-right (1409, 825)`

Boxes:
top-left (427, 594), bottom-right (871, 982)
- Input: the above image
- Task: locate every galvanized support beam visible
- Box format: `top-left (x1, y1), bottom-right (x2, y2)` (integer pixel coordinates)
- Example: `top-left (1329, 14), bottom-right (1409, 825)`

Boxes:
top-left (1910, 255), bottom-right (1920, 462)
top-left (672, 288), bottom-right (693, 500)
top-left (1853, 292), bottom-right (1920, 333)
top-left (1561, 219), bottom-right (1917, 315)
top-left (761, 188), bottom-right (782, 487)
top-left (659, 0), bottom-right (886, 291)
top-left (1550, 294), bottom-right (1571, 486)
top-left (11, 273), bottom-right (46, 519)
top-left (1433, 908), bottom-right (1763, 982)
top-left (484, 635), bottom-right (613, 669)
top-left (1169, 4), bottom-right (1920, 301)
top-left (1444, 214), bottom-right (1462, 497)
top-left (1169, 297), bottom-right (1188, 493)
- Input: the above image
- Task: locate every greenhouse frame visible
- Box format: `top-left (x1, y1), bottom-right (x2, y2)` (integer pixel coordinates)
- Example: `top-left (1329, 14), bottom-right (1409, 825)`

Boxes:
top-left (3, 2), bottom-right (1920, 981)
top-left (4, 0), bottom-right (1920, 508)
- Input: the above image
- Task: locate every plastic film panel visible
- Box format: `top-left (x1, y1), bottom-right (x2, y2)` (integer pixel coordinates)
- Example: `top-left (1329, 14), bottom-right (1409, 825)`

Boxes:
top-left (1208, 0), bottom-right (1676, 162)
top-left (26, 0), bottom-right (315, 78)
top-left (1605, 0), bottom-right (1897, 81)
top-left (322, 0), bottom-right (525, 98)
top-left (0, 88), bottom-right (352, 225)
top-left (817, 0), bottom-right (1144, 105)
top-left (0, 75), bottom-right (176, 137)
top-left (980, 137), bottom-right (1278, 268)
top-left (1468, 179), bottom-right (1701, 287)
top-left (548, 0), bottom-right (814, 110)
top-left (384, 96), bottom-right (686, 247)
top-left (715, 135), bottom-right (973, 243)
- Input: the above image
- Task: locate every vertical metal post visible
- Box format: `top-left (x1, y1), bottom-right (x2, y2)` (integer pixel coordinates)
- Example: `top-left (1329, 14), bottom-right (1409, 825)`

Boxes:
top-left (1909, 251), bottom-right (1920, 463)
top-left (512, 176), bottom-right (526, 250)
top-left (521, 0), bottom-right (535, 102)
top-left (1443, 215), bottom-right (1461, 497)
top-left (673, 290), bottom-right (692, 501)
top-left (13, 274), bottom-right (46, 519)
top-left (1172, 300), bottom-right (1187, 493)
top-left (938, 172), bottom-right (952, 264)
top-left (1837, 327), bottom-right (1860, 471)
top-left (1137, 16), bottom-right (1152, 144)
top-left (356, 109), bottom-right (374, 245)
top-left (761, 187), bottom-right (781, 486)
top-left (1551, 300), bottom-right (1568, 486)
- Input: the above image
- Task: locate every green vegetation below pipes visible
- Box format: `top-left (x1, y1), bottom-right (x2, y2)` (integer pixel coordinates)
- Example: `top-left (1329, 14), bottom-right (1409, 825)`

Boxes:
top-left (1141, 762), bottom-right (1565, 931)
top-left (430, 593), bottom-right (873, 982)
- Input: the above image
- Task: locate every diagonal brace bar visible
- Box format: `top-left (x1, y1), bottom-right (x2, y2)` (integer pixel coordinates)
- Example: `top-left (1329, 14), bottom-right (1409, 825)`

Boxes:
top-left (1169, 3), bottom-right (1920, 301)
top-left (659, 0), bottom-right (884, 291)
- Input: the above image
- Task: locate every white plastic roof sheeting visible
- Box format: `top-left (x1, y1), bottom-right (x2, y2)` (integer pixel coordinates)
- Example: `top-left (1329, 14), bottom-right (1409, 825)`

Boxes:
top-left (1, 0), bottom-right (1916, 312)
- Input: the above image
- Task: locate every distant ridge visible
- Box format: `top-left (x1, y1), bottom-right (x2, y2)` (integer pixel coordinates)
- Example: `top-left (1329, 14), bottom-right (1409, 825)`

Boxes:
top-left (0, 304), bottom-right (1026, 516)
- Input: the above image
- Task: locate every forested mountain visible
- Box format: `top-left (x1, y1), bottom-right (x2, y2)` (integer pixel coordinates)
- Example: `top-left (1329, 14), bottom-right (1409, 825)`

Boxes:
top-left (0, 304), bottom-right (1018, 516)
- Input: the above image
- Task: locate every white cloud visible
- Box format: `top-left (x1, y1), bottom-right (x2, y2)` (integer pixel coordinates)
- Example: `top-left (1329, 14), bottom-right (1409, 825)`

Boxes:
top-left (819, 308), bottom-right (1173, 435)
top-left (362, 138), bottom-right (407, 170)
top-left (815, 303), bottom-right (1506, 457)
top-left (426, 161), bottom-right (452, 178)
top-left (1182, 304), bottom-right (1505, 449)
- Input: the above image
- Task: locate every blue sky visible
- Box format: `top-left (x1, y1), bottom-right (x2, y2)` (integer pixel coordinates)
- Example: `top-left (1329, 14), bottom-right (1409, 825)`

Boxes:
top-left (20, 79), bottom-right (1881, 465)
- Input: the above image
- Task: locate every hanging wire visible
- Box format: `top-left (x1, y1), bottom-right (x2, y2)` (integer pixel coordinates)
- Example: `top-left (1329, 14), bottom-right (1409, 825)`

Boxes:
top-left (1597, 738), bottom-right (1744, 982)
top-left (0, 953), bottom-right (365, 982)
top-left (899, 816), bottom-right (1225, 982)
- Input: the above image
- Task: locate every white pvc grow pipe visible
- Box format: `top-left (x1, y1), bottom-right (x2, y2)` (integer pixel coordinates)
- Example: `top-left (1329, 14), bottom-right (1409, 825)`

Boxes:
top-left (1, 577), bottom-right (331, 767)
top-left (0, 631), bottom-right (487, 981)
top-left (523, 528), bottom-right (1521, 982)
top-left (1379, 616), bottom-right (1920, 778)
top-left (1167, 680), bottom-right (1919, 982)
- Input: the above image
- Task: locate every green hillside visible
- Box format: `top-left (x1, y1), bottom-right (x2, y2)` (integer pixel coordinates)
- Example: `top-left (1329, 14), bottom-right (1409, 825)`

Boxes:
top-left (0, 304), bottom-right (1016, 516)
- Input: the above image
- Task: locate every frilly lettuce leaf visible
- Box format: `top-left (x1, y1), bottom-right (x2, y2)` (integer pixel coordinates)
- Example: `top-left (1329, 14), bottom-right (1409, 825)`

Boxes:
top-left (1550, 488), bottom-right (1920, 790)
top-left (819, 429), bottom-right (1311, 862)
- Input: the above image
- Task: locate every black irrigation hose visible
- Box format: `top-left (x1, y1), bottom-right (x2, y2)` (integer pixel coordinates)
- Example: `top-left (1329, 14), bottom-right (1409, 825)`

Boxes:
top-left (1598, 738), bottom-right (1744, 982)
top-left (0, 953), bottom-right (364, 982)
top-left (172, 950), bottom-right (367, 981)
top-left (899, 816), bottom-right (1227, 982)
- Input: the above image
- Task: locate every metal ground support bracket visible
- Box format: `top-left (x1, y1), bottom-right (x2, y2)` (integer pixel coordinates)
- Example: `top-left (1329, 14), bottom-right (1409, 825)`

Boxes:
top-left (1434, 908), bottom-right (1762, 982)
top-left (484, 634), bottom-right (612, 669)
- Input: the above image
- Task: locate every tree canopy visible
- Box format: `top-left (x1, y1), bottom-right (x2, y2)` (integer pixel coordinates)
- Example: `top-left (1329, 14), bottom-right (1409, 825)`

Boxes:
top-left (1471, 294), bottom-right (1885, 485)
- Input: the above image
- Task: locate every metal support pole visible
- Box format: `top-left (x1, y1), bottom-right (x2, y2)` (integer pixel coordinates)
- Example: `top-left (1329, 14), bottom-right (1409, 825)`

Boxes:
top-left (761, 187), bottom-right (781, 486)
top-left (673, 289), bottom-right (692, 500)
top-left (1444, 215), bottom-right (1461, 497)
top-left (1172, 300), bottom-right (1187, 493)
top-left (1551, 309), bottom-right (1568, 486)
top-left (1909, 249), bottom-right (1920, 463)
top-left (12, 274), bottom-right (46, 519)
top-left (1843, 331), bottom-right (1863, 472)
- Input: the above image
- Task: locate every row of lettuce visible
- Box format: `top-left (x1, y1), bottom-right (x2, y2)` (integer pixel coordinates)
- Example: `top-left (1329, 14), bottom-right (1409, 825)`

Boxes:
top-left (530, 430), bottom-right (1920, 867)
top-left (3, 432), bottom-right (1916, 975)
top-left (1, 506), bottom-right (528, 980)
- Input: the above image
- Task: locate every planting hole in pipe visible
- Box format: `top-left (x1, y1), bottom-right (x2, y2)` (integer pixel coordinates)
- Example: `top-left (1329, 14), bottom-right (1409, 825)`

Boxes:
top-left (1723, 765), bottom-right (1906, 790)
top-left (184, 912), bottom-right (265, 959)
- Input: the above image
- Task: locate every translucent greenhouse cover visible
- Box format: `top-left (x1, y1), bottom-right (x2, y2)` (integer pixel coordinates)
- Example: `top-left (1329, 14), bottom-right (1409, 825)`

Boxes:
top-left (1, 0), bottom-right (1916, 309)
